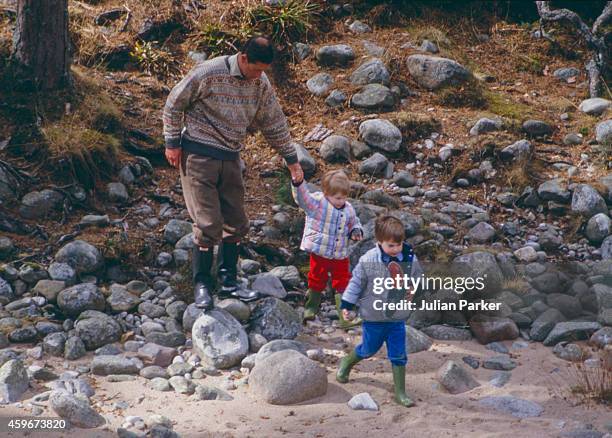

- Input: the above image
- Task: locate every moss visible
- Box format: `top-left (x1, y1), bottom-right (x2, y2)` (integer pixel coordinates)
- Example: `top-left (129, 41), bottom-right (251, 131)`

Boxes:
top-left (389, 111), bottom-right (442, 142)
top-left (436, 79), bottom-right (487, 109)
top-left (485, 91), bottom-right (532, 121)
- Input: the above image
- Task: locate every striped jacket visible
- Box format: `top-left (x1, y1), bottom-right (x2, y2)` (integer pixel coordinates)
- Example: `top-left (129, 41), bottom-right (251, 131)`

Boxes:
top-left (292, 181), bottom-right (362, 260)
top-left (162, 54), bottom-right (297, 164)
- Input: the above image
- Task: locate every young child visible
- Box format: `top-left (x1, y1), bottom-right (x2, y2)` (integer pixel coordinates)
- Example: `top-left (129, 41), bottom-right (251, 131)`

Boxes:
top-left (292, 170), bottom-right (363, 326)
top-left (337, 215), bottom-right (424, 408)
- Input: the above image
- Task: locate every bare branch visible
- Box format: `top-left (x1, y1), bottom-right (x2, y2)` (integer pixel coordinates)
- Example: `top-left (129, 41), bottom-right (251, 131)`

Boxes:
top-left (593, 1), bottom-right (612, 35)
top-left (535, 1), bottom-right (600, 51)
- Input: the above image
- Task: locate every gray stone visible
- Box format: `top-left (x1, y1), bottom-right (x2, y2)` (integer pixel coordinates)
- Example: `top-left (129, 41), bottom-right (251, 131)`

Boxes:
top-left (0, 237), bottom-right (14, 259)
top-left (256, 339), bottom-right (308, 363)
top-left (107, 182), bottom-right (128, 203)
top-left (470, 315), bottom-right (519, 344)
top-left (350, 140), bottom-right (371, 159)
top-left (306, 73), bottom-right (333, 97)
top-left (530, 308), bottom-right (565, 341)
top-left (547, 293), bottom-right (583, 319)
top-left (192, 309), bottom-right (249, 369)
top-left (182, 303), bottom-right (204, 332)
top-left (451, 251), bottom-right (503, 297)
top-left (55, 240), bottom-right (104, 274)
top-left (9, 326), bottom-right (38, 343)
top-left (150, 377), bottom-right (171, 392)
top-left (422, 325), bottom-right (472, 341)
top-left (359, 119), bottom-right (401, 152)
top-left (250, 273), bottom-right (287, 299)
top-left (32, 279), bottom-right (65, 302)
top-left (522, 120), bottom-right (553, 137)
top-left (268, 265), bottom-right (301, 289)
top-left (543, 322), bottom-right (602, 346)
top-left (351, 84), bottom-right (395, 111)
top-left (138, 302), bottom-right (166, 318)
top-left (601, 235), bottom-right (612, 260)
top-left (436, 360), bottom-right (480, 394)
top-left (0, 277), bottom-right (14, 304)
top-left (348, 20), bottom-right (371, 34)
top-left (107, 288), bottom-right (140, 313)
top-left (589, 327), bottom-right (612, 348)
top-left (552, 341), bottom-right (590, 362)
top-left (79, 214), bottom-right (110, 228)
top-left (478, 396), bottom-right (543, 418)
top-left (48, 263), bottom-right (76, 285)
top-left (294, 42), bottom-right (311, 62)
top-left (578, 98), bottom-right (611, 116)
top-left (140, 366), bottom-right (168, 380)
top-left (248, 333), bottom-right (268, 353)
top-left (420, 39), bottom-right (438, 53)
top-left (316, 44), bottom-right (355, 67)
top-left (166, 300), bottom-right (187, 321)
top-left (393, 171), bottom-right (416, 188)
top-left (325, 89), bottom-right (347, 108)
top-left (571, 184), bottom-right (607, 218)
top-left (193, 384), bottom-right (233, 401)
top-left (465, 222), bottom-right (496, 243)
top-left (405, 325), bottom-right (433, 353)
top-left (75, 311), bottom-right (122, 350)
top-left (64, 336), bottom-right (87, 360)
top-left (216, 298), bottom-right (251, 323)
top-left (319, 135), bottom-right (351, 163)
top-left (553, 67), bottom-right (580, 81)
top-left (50, 390), bottom-right (105, 428)
top-left (249, 349), bottom-right (327, 405)
top-left (564, 133), bottom-right (583, 145)
top-left (137, 343), bottom-right (177, 368)
top-left (358, 152), bottom-right (389, 177)
top-left (43, 332), bottom-right (67, 357)
top-left (482, 355), bottom-right (517, 371)
top-left (500, 139), bottom-right (531, 161)
top-left (348, 392), bottom-right (378, 411)
top-left (167, 362), bottom-right (194, 377)
top-left (489, 371), bottom-right (511, 387)
top-left (145, 331), bottom-right (185, 348)
top-left (406, 55), bottom-right (471, 90)
top-left (19, 189), bottom-right (64, 219)
top-left (470, 117), bottom-right (502, 136)
top-left (57, 283), bottom-right (105, 318)
top-left (91, 355), bottom-right (139, 375)
top-left (0, 360), bottom-right (29, 403)
top-left (294, 143), bottom-right (316, 177)
top-left (595, 119), bottom-right (612, 144)
top-left (350, 58), bottom-right (390, 86)
top-left (169, 376), bottom-right (195, 394)
top-left (250, 297), bottom-right (302, 341)
top-left (585, 213), bottom-right (611, 244)
top-left (164, 219), bottom-right (192, 244)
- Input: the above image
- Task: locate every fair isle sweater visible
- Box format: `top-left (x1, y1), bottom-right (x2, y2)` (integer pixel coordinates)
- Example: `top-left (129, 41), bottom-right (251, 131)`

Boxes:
top-left (291, 180), bottom-right (362, 260)
top-left (162, 54), bottom-right (297, 164)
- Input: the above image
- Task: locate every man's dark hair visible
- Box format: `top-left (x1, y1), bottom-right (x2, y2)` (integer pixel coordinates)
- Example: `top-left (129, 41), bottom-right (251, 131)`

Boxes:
top-left (241, 36), bottom-right (275, 64)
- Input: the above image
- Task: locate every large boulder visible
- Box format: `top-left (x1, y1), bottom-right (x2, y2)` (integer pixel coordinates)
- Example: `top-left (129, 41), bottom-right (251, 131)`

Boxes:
top-left (250, 297), bottom-right (302, 341)
top-left (256, 339), bottom-right (309, 363)
top-left (192, 309), bottom-right (249, 369)
top-left (406, 55), bottom-right (471, 90)
top-left (469, 315), bottom-right (519, 344)
top-left (359, 119), bottom-right (402, 152)
top-left (405, 326), bottom-right (433, 353)
top-left (54, 240), bottom-right (104, 274)
top-left (578, 97), bottom-right (611, 116)
top-left (249, 349), bottom-right (327, 405)
top-left (571, 184), bottom-right (608, 218)
top-left (585, 213), bottom-right (611, 244)
top-left (543, 321), bottom-right (602, 346)
top-left (74, 310), bottom-right (122, 350)
top-left (0, 359), bottom-right (29, 403)
top-left (57, 283), bottom-right (105, 318)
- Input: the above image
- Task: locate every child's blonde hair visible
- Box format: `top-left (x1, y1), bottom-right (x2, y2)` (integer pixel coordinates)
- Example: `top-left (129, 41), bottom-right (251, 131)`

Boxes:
top-left (322, 170), bottom-right (350, 196)
top-left (375, 215), bottom-right (405, 243)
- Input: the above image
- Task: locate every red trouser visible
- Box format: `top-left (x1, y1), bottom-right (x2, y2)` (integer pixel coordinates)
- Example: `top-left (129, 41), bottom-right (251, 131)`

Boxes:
top-left (308, 253), bottom-right (351, 293)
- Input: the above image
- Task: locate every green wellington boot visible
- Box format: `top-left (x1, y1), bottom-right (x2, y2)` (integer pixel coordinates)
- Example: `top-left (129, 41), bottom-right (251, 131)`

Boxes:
top-left (336, 350), bottom-right (362, 383)
top-left (392, 365), bottom-right (415, 408)
top-left (335, 293), bottom-right (362, 329)
top-left (303, 289), bottom-right (322, 322)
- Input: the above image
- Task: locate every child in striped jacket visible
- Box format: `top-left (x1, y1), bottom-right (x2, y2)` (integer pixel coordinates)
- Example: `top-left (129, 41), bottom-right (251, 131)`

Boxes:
top-left (291, 170), bottom-right (363, 327)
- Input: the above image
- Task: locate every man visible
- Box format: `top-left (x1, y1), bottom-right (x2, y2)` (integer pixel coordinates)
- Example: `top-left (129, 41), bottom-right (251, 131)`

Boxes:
top-left (163, 36), bottom-right (303, 310)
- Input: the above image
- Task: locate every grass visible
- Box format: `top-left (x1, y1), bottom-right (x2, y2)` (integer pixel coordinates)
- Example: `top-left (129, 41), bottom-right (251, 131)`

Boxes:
top-left (566, 361), bottom-right (612, 406)
top-left (130, 41), bottom-right (180, 79)
top-left (485, 90), bottom-right (533, 121)
top-left (389, 111), bottom-right (442, 143)
top-left (436, 79), bottom-right (488, 109)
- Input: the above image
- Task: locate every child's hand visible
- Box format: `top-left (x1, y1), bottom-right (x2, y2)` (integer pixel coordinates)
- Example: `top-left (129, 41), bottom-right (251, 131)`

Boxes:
top-left (342, 309), bottom-right (354, 321)
top-left (350, 230), bottom-right (363, 241)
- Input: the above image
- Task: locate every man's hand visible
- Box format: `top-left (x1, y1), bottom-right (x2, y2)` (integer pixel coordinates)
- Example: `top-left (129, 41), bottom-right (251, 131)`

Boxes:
top-left (287, 162), bottom-right (304, 184)
top-left (165, 148), bottom-right (181, 168)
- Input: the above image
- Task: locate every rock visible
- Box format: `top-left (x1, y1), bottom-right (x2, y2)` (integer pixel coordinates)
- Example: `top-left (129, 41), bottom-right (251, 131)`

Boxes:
top-left (436, 360), bottom-right (480, 394)
top-left (316, 44), bottom-right (355, 67)
top-left (478, 396), bottom-right (543, 418)
top-left (553, 67), bottom-right (580, 81)
top-left (482, 356), bottom-right (517, 371)
top-left (348, 392), bottom-right (378, 411)
top-left (140, 366), bottom-right (168, 380)
top-left (530, 308), bottom-right (565, 341)
top-left (32, 279), bottom-right (65, 302)
top-left (256, 339), bottom-right (308, 363)
top-left (0, 165), bottom-right (18, 203)
top-left (55, 240), bottom-right (103, 274)
top-left (585, 213), bottom-right (611, 244)
top-left (193, 384), bottom-right (233, 401)
top-left (578, 98), bottom-right (611, 116)
top-left (64, 336), bottom-right (87, 360)
top-left (75, 311), bottom-right (122, 350)
top-left (79, 214), bottom-right (110, 228)
top-left (145, 331), bottom-right (185, 348)
top-left (547, 293), bottom-right (582, 319)
top-left (91, 355), bottom-right (139, 375)
top-left (95, 344), bottom-right (122, 356)
top-left (250, 297), bottom-right (302, 341)
top-left (150, 377), bottom-right (171, 392)
top-left (167, 362), bottom-right (194, 377)
top-left (405, 325), bottom-right (433, 353)
top-left (0, 237), bottom-right (14, 259)
top-left (107, 182), bottom-right (128, 203)
top-left (553, 342), bottom-right (590, 362)
top-left (469, 315), bottom-right (519, 344)
top-left (537, 179), bottom-right (571, 203)
top-left (601, 236), bottom-right (612, 260)
top-left (192, 309), bottom-right (249, 369)
top-left (420, 39), bottom-right (439, 53)
top-left (294, 143), bottom-right (316, 177)
top-left (465, 222), bottom-right (496, 243)
top-left (564, 133), bottom-right (583, 145)
top-left (48, 262), bottom-right (77, 285)
top-left (571, 184), bottom-right (608, 218)
top-left (107, 288), bottom-right (140, 313)
top-left (469, 118), bottom-right (502, 136)
top-left (451, 251), bottom-right (503, 297)
top-left (348, 20), bottom-right (371, 34)
top-left (589, 327), bottom-right (612, 348)
top-left (43, 332), bottom-right (67, 357)
top-left (216, 299), bottom-right (251, 322)
top-left (360, 189), bottom-right (399, 209)
top-left (50, 390), bottom-right (105, 428)
top-left (351, 84), bottom-right (395, 111)
top-left (522, 120), bottom-right (553, 137)
top-left (137, 343), bottom-right (176, 367)
top-left (164, 219), bottom-right (192, 244)
top-left (500, 139), bottom-right (531, 161)
top-left (325, 89), bottom-right (347, 108)
top-left (169, 376), bottom-right (195, 394)
top-left (9, 326), bottom-right (37, 343)
top-left (166, 300), bottom-right (187, 321)
top-left (406, 55), bottom-right (471, 90)
top-left (319, 135), bottom-right (351, 163)
top-left (359, 119), bottom-right (402, 152)
top-left (393, 171), bottom-right (416, 188)
top-left (358, 152), bottom-right (389, 177)
top-left (350, 58), bottom-right (390, 86)
top-left (489, 371), bottom-right (511, 388)
top-left (306, 73), bottom-right (333, 97)
top-left (249, 350), bottom-right (327, 405)
top-left (513, 246), bottom-right (538, 263)
top-left (268, 265), bottom-right (301, 289)
top-left (351, 140), bottom-right (372, 159)
top-left (422, 325), bottom-right (472, 341)
top-left (595, 119), bottom-right (612, 145)
top-left (138, 302), bottom-right (166, 318)
top-left (0, 360), bottom-right (29, 403)
top-left (182, 304), bottom-right (204, 332)
top-left (19, 189), bottom-right (64, 219)
top-left (543, 322), bottom-right (602, 346)
top-left (0, 277), bottom-right (15, 304)
top-left (294, 42), bottom-right (311, 62)
top-left (57, 283), bottom-right (105, 318)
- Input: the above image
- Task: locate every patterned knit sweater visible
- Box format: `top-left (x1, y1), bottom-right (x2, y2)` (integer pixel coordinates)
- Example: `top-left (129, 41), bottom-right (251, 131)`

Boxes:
top-left (162, 54), bottom-right (297, 164)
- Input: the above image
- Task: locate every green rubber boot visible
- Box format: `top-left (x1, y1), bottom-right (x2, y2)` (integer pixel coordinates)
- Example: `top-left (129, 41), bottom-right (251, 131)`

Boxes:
top-left (392, 365), bottom-right (415, 408)
top-left (336, 350), bottom-right (362, 383)
top-left (303, 289), bottom-right (322, 322)
top-left (335, 293), bottom-right (362, 329)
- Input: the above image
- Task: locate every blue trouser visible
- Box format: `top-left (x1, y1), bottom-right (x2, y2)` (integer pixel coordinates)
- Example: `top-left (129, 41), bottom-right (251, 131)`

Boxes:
top-left (355, 321), bottom-right (407, 366)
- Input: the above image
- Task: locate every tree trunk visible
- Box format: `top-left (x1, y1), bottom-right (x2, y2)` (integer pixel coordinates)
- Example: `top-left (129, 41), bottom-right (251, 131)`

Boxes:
top-left (11, 0), bottom-right (70, 90)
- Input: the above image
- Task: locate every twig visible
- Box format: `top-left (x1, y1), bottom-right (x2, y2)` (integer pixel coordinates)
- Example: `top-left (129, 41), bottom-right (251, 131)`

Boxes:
top-left (120, 4), bottom-right (132, 33)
